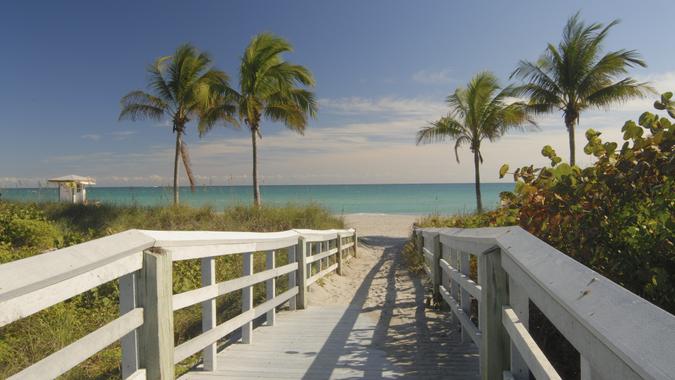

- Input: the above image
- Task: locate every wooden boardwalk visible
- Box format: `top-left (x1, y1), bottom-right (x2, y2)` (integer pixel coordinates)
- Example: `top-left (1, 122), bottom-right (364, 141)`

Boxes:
top-left (181, 235), bottom-right (479, 380)
top-left (181, 305), bottom-right (479, 380)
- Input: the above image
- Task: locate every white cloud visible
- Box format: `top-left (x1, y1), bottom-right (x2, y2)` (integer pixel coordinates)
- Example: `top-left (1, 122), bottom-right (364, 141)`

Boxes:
top-left (412, 69), bottom-right (455, 85)
top-left (319, 96), bottom-right (446, 118)
top-left (81, 134), bottom-right (101, 141)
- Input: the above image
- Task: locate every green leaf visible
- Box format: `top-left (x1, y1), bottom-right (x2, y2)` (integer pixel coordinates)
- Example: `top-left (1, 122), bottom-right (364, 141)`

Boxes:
top-left (499, 164), bottom-right (509, 179)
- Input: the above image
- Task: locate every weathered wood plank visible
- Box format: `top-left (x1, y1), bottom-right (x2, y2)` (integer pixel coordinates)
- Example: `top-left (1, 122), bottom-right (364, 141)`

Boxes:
top-left (305, 247), bottom-right (338, 264)
top-left (288, 246), bottom-right (297, 311)
top-left (0, 251), bottom-right (143, 327)
top-left (297, 237), bottom-right (308, 309)
top-left (201, 257), bottom-right (217, 371)
top-left (241, 252), bottom-right (253, 344)
top-left (173, 288), bottom-right (299, 364)
top-left (8, 308), bottom-right (143, 380)
top-left (440, 258), bottom-right (482, 301)
top-left (440, 285), bottom-right (481, 347)
top-left (172, 263), bottom-right (297, 311)
top-left (502, 307), bottom-right (560, 380)
top-left (508, 276), bottom-right (529, 380)
top-left (479, 248), bottom-right (510, 380)
top-left (266, 250), bottom-right (276, 326)
top-left (306, 263), bottom-right (338, 286)
top-left (139, 248), bottom-right (174, 380)
top-left (120, 272), bottom-right (140, 379)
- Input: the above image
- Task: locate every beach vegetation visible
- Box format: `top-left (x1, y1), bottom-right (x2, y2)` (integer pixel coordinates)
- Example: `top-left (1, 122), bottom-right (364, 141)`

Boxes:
top-left (0, 202), bottom-right (342, 378)
top-left (511, 12), bottom-right (652, 165)
top-left (416, 71), bottom-right (535, 213)
top-left (119, 44), bottom-right (236, 205)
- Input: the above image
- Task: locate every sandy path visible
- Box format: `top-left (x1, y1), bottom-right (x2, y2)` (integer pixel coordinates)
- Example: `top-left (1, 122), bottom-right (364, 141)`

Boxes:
top-left (307, 214), bottom-right (479, 378)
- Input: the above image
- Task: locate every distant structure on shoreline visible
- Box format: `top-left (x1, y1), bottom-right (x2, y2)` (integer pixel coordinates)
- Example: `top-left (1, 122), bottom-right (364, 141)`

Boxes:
top-left (48, 175), bottom-right (96, 204)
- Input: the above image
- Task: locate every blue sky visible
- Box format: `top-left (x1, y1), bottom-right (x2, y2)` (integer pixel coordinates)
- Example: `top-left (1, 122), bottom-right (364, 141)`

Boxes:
top-left (1, 0), bottom-right (674, 187)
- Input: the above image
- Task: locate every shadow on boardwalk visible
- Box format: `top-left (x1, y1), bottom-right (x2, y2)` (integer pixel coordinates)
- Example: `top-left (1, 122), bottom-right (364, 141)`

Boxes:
top-left (301, 235), bottom-right (479, 379)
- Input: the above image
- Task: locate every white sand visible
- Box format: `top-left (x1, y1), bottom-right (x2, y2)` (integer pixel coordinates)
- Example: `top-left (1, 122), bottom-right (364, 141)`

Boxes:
top-left (343, 213), bottom-right (421, 238)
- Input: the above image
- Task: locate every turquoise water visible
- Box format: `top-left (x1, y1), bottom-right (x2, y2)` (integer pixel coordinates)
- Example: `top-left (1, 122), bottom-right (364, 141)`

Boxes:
top-left (0, 183), bottom-right (513, 215)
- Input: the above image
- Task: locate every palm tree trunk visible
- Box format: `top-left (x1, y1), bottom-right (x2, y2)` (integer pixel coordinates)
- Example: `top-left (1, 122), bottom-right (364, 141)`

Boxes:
top-left (474, 150), bottom-right (483, 213)
top-left (567, 120), bottom-right (576, 166)
top-left (173, 130), bottom-right (181, 205)
top-left (251, 128), bottom-right (261, 207)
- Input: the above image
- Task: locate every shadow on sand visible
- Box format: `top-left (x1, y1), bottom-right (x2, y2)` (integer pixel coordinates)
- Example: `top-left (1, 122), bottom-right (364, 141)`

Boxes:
top-left (301, 235), bottom-right (479, 379)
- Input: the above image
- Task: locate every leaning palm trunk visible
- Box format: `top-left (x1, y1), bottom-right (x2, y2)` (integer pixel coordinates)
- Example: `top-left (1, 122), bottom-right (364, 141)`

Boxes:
top-left (251, 128), bottom-right (261, 207)
top-left (173, 130), bottom-right (181, 205)
top-left (473, 150), bottom-right (483, 213)
top-left (180, 138), bottom-right (196, 191)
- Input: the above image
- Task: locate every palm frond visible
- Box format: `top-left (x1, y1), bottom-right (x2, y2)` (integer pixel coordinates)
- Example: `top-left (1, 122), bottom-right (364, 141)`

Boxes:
top-left (416, 117), bottom-right (465, 145)
top-left (119, 90), bottom-right (166, 121)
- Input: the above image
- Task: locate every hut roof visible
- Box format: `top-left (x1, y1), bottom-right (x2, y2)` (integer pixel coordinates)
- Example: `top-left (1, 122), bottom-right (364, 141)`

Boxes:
top-left (47, 175), bottom-right (96, 185)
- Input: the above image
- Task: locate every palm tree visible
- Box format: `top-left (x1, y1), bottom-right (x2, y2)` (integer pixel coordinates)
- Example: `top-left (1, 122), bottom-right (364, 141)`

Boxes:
top-left (417, 72), bottom-right (534, 213)
top-left (232, 32), bottom-right (317, 206)
top-left (511, 12), bottom-right (652, 165)
top-left (119, 44), bottom-right (231, 205)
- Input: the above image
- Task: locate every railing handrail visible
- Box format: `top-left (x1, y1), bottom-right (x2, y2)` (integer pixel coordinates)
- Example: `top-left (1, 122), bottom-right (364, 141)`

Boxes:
top-left (0, 227), bottom-right (358, 380)
top-left (415, 226), bottom-right (675, 380)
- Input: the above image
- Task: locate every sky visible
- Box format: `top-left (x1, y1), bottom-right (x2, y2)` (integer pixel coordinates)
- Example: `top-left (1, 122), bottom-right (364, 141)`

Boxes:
top-left (1, 0), bottom-right (674, 187)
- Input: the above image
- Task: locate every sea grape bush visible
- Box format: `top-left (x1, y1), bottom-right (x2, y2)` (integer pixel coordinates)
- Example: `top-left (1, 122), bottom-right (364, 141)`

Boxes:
top-left (498, 92), bottom-right (674, 312)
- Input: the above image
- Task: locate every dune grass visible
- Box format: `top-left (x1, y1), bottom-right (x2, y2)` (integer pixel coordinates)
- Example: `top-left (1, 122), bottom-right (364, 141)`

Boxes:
top-left (0, 201), bottom-right (343, 379)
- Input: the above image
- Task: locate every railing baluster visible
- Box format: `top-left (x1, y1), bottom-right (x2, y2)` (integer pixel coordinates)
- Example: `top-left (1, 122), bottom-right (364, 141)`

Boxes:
top-left (200, 257), bottom-right (217, 371)
top-left (119, 272), bottom-right (140, 379)
top-left (337, 235), bottom-right (343, 275)
top-left (288, 245), bottom-right (297, 310)
top-left (297, 237), bottom-right (308, 309)
top-left (431, 233), bottom-right (441, 299)
top-left (139, 248), bottom-right (174, 380)
top-left (241, 252), bottom-right (253, 344)
top-left (266, 250), bottom-right (276, 326)
top-left (459, 251), bottom-right (471, 343)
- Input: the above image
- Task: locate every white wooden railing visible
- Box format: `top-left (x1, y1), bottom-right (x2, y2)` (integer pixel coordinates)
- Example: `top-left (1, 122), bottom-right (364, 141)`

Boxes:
top-left (0, 228), bottom-right (357, 379)
top-left (414, 226), bottom-right (675, 380)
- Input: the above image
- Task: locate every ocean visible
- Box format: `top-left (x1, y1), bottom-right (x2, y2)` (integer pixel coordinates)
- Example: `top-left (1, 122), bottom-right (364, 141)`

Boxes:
top-left (0, 183), bottom-right (513, 215)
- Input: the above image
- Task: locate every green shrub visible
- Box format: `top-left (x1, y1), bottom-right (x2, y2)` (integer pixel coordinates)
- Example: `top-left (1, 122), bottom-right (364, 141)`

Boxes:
top-left (4, 218), bottom-right (61, 250)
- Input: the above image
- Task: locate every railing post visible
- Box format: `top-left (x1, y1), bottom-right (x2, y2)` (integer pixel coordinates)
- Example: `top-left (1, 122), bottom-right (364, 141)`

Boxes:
top-left (119, 272), bottom-right (139, 379)
top-left (336, 235), bottom-right (343, 276)
top-left (266, 250), bottom-right (276, 326)
top-left (478, 247), bottom-right (510, 380)
top-left (508, 276), bottom-right (529, 380)
top-left (580, 356), bottom-right (603, 380)
top-left (242, 252), bottom-right (253, 344)
top-left (296, 237), bottom-right (308, 309)
top-left (431, 233), bottom-right (442, 299)
top-left (201, 257), bottom-right (217, 371)
top-left (288, 245), bottom-right (297, 311)
top-left (353, 231), bottom-right (358, 258)
top-left (459, 250), bottom-right (471, 341)
top-left (138, 248), bottom-right (174, 380)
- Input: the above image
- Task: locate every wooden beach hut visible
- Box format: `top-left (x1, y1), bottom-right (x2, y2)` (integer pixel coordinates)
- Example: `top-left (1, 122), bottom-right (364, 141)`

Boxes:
top-left (47, 175), bottom-right (95, 204)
